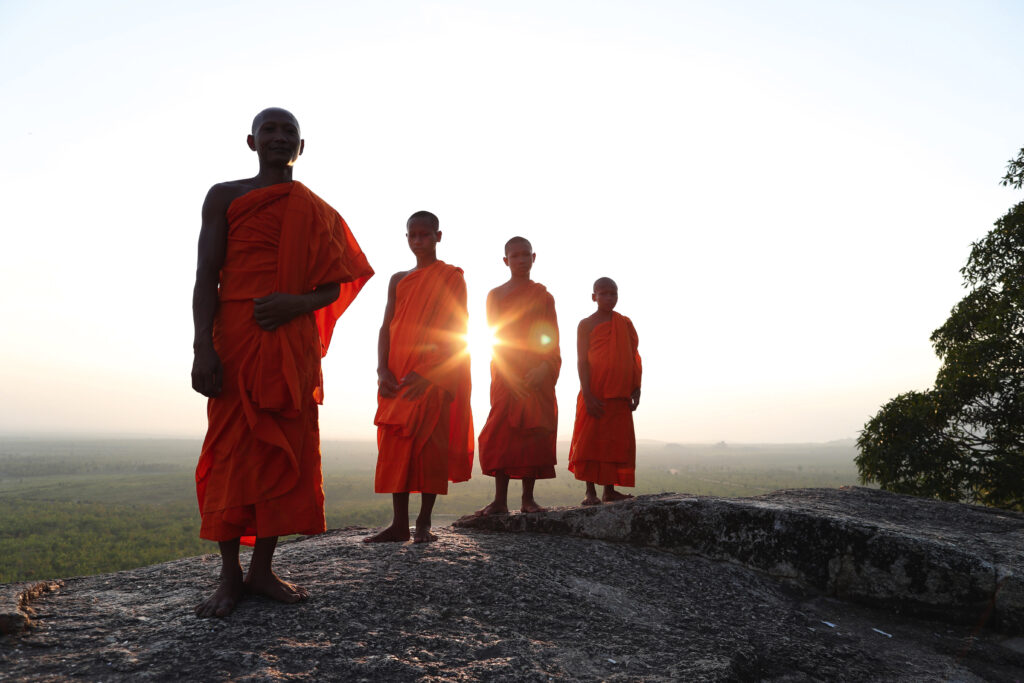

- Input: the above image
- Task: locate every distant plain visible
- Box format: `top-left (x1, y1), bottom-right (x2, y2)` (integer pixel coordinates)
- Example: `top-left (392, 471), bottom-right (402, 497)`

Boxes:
top-left (0, 437), bottom-right (861, 583)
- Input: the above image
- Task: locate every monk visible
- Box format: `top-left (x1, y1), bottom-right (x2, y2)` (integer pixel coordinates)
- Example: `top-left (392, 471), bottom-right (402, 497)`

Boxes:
top-left (475, 237), bottom-right (560, 515)
top-left (365, 211), bottom-right (473, 543)
top-left (191, 108), bottom-right (373, 617)
top-left (568, 277), bottom-right (642, 505)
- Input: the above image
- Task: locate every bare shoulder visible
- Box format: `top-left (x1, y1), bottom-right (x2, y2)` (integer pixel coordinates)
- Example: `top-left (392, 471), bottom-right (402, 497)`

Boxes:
top-left (577, 314), bottom-right (599, 334)
top-left (203, 178), bottom-right (258, 214)
top-left (489, 281), bottom-right (514, 301)
top-left (389, 270), bottom-right (412, 289)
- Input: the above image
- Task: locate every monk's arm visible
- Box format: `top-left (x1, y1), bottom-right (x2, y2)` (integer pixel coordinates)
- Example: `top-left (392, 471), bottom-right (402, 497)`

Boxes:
top-left (377, 273), bottom-right (402, 398)
top-left (191, 186), bottom-right (231, 398)
top-left (577, 318), bottom-right (604, 417)
top-left (252, 283), bottom-right (340, 331)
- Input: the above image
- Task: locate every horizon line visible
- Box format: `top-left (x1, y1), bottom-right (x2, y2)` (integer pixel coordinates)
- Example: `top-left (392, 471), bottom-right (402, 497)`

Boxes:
top-left (0, 431), bottom-right (859, 447)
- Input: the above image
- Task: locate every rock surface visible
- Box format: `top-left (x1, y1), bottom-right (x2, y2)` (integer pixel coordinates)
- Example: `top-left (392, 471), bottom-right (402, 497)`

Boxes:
top-left (457, 487), bottom-right (1024, 633)
top-left (1, 488), bottom-right (1022, 681)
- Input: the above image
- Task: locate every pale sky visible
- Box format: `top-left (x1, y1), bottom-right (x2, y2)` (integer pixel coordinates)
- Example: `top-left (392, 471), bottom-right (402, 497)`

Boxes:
top-left (1, 0), bottom-right (1022, 443)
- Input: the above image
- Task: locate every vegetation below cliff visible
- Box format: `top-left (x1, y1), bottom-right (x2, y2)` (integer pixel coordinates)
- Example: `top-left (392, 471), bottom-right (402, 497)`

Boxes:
top-left (0, 437), bottom-right (860, 583)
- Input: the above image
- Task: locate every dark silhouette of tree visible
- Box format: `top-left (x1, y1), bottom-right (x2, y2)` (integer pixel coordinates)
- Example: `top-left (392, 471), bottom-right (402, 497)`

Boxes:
top-left (857, 149), bottom-right (1024, 511)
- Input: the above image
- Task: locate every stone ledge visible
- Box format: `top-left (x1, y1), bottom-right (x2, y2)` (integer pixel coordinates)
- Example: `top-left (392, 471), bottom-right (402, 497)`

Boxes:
top-left (0, 580), bottom-right (62, 634)
top-left (455, 487), bottom-right (1024, 633)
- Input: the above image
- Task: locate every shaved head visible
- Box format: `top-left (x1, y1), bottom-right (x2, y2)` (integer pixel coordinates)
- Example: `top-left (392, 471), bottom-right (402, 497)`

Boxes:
top-left (407, 210), bottom-right (440, 232)
top-left (593, 277), bottom-right (617, 292)
top-left (504, 236), bottom-right (533, 255)
top-left (251, 107), bottom-right (300, 135)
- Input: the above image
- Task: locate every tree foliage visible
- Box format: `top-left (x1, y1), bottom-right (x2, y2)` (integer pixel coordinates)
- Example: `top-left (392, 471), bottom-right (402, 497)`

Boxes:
top-left (857, 154), bottom-right (1024, 511)
top-left (1001, 146), bottom-right (1024, 190)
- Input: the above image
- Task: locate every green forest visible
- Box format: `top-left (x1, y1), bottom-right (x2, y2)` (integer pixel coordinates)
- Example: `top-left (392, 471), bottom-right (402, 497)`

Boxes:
top-left (0, 437), bottom-right (861, 583)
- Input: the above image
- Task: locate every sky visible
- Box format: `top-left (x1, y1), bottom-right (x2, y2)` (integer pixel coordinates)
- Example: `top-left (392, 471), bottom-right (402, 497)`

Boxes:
top-left (1, 0), bottom-right (1022, 444)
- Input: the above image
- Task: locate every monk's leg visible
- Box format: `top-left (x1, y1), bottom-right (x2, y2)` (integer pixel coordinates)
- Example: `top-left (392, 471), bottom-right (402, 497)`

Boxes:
top-left (413, 493), bottom-right (438, 543)
top-left (244, 536), bottom-right (308, 603)
top-left (195, 539), bottom-right (245, 618)
top-left (475, 473), bottom-right (510, 516)
top-left (582, 481), bottom-right (602, 506)
top-left (602, 485), bottom-right (634, 502)
top-left (520, 478), bottom-right (545, 513)
top-left (363, 493), bottom-right (412, 542)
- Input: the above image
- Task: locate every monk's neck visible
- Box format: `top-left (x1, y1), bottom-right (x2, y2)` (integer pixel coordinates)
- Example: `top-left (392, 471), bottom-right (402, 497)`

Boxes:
top-left (252, 166), bottom-right (295, 188)
top-left (506, 275), bottom-right (532, 288)
top-left (592, 310), bottom-right (614, 323)
top-left (414, 254), bottom-right (438, 270)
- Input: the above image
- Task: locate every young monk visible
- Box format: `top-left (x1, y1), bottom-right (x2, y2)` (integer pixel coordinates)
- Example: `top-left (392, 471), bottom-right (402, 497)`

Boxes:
top-left (365, 211), bottom-right (474, 543)
top-left (475, 237), bottom-right (560, 515)
top-left (568, 277), bottom-right (642, 505)
top-left (191, 108), bottom-right (374, 617)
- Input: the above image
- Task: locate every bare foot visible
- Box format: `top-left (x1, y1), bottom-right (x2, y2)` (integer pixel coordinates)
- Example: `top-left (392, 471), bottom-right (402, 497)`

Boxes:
top-left (473, 501), bottom-right (509, 517)
top-left (413, 520), bottom-right (437, 543)
top-left (195, 566), bottom-right (244, 618)
top-left (413, 529), bottom-right (438, 543)
top-left (362, 525), bottom-right (411, 543)
top-left (581, 494), bottom-right (602, 506)
top-left (602, 490), bottom-right (634, 502)
top-left (244, 570), bottom-right (309, 604)
top-left (520, 499), bottom-right (546, 513)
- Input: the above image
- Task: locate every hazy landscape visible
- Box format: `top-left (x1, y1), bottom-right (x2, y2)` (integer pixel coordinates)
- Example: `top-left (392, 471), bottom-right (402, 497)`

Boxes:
top-left (0, 437), bottom-right (862, 584)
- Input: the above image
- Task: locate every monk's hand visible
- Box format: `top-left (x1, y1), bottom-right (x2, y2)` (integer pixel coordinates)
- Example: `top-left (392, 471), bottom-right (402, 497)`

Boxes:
top-left (253, 292), bottom-right (307, 331)
top-left (378, 369), bottom-right (400, 398)
top-left (630, 388), bottom-right (642, 411)
top-left (399, 372), bottom-right (431, 400)
top-left (583, 390), bottom-right (605, 418)
top-left (192, 345), bottom-right (223, 397)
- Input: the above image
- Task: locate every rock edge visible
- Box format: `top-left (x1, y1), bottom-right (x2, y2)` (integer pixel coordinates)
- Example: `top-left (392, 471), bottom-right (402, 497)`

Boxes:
top-left (455, 486), bottom-right (1024, 633)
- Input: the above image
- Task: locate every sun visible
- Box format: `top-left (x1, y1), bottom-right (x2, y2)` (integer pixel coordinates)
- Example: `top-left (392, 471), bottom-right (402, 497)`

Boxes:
top-left (464, 323), bottom-right (498, 361)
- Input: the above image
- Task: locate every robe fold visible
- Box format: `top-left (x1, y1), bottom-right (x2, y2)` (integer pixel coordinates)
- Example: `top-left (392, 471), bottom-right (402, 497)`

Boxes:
top-left (568, 312), bottom-right (642, 487)
top-left (477, 282), bottom-right (560, 479)
top-left (374, 261), bottom-right (474, 494)
top-left (197, 181), bottom-right (373, 544)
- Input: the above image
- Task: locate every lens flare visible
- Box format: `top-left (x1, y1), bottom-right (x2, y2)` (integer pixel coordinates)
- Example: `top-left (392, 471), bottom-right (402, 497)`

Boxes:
top-left (464, 324), bottom-right (499, 361)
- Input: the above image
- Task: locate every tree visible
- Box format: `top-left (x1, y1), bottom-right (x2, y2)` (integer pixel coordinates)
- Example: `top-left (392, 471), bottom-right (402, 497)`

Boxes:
top-left (856, 149), bottom-right (1024, 511)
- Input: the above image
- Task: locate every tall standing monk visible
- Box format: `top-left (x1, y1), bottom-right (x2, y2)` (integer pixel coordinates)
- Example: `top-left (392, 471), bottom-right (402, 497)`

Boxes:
top-left (191, 108), bottom-right (373, 617)
top-left (475, 237), bottom-right (560, 515)
top-left (568, 277), bottom-right (642, 506)
top-left (365, 211), bottom-right (474, 543)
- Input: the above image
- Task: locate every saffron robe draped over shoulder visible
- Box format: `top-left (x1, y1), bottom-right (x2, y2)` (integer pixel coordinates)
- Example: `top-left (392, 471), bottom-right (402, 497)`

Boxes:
top-left (568, 311), bottom-right (641, 487)
top-left (197, 181), bottom-right (373, 543)
top-left (374, 261), bottom-right (474, 494)
top-left (477, 282), bottom-right (560, 479)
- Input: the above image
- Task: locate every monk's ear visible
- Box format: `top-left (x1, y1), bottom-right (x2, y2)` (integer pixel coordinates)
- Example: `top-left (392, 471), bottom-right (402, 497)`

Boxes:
top-left (531, 253), bottom-right (537, 264)
top-left (503, 255), bottom-right (510, 267)
top-left (592, 292), bottom-right (597, 302)
top-left (247, 134), bottom-right (256, 151)
top-left (298, 139), bottom-right (305, 156)
top-left (435, 230), bottom-right (442, 243)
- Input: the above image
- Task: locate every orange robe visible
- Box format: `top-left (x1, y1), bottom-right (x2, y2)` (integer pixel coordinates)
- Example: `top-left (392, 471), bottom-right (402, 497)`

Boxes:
top-left (477, 282), bottom-right (560, 479)
top-left (197, 182), bottom-right (373, 544)
top-left (374, 261), bottom-right (474, 494)
top-left (568, 312), bottom-right (642, 487)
